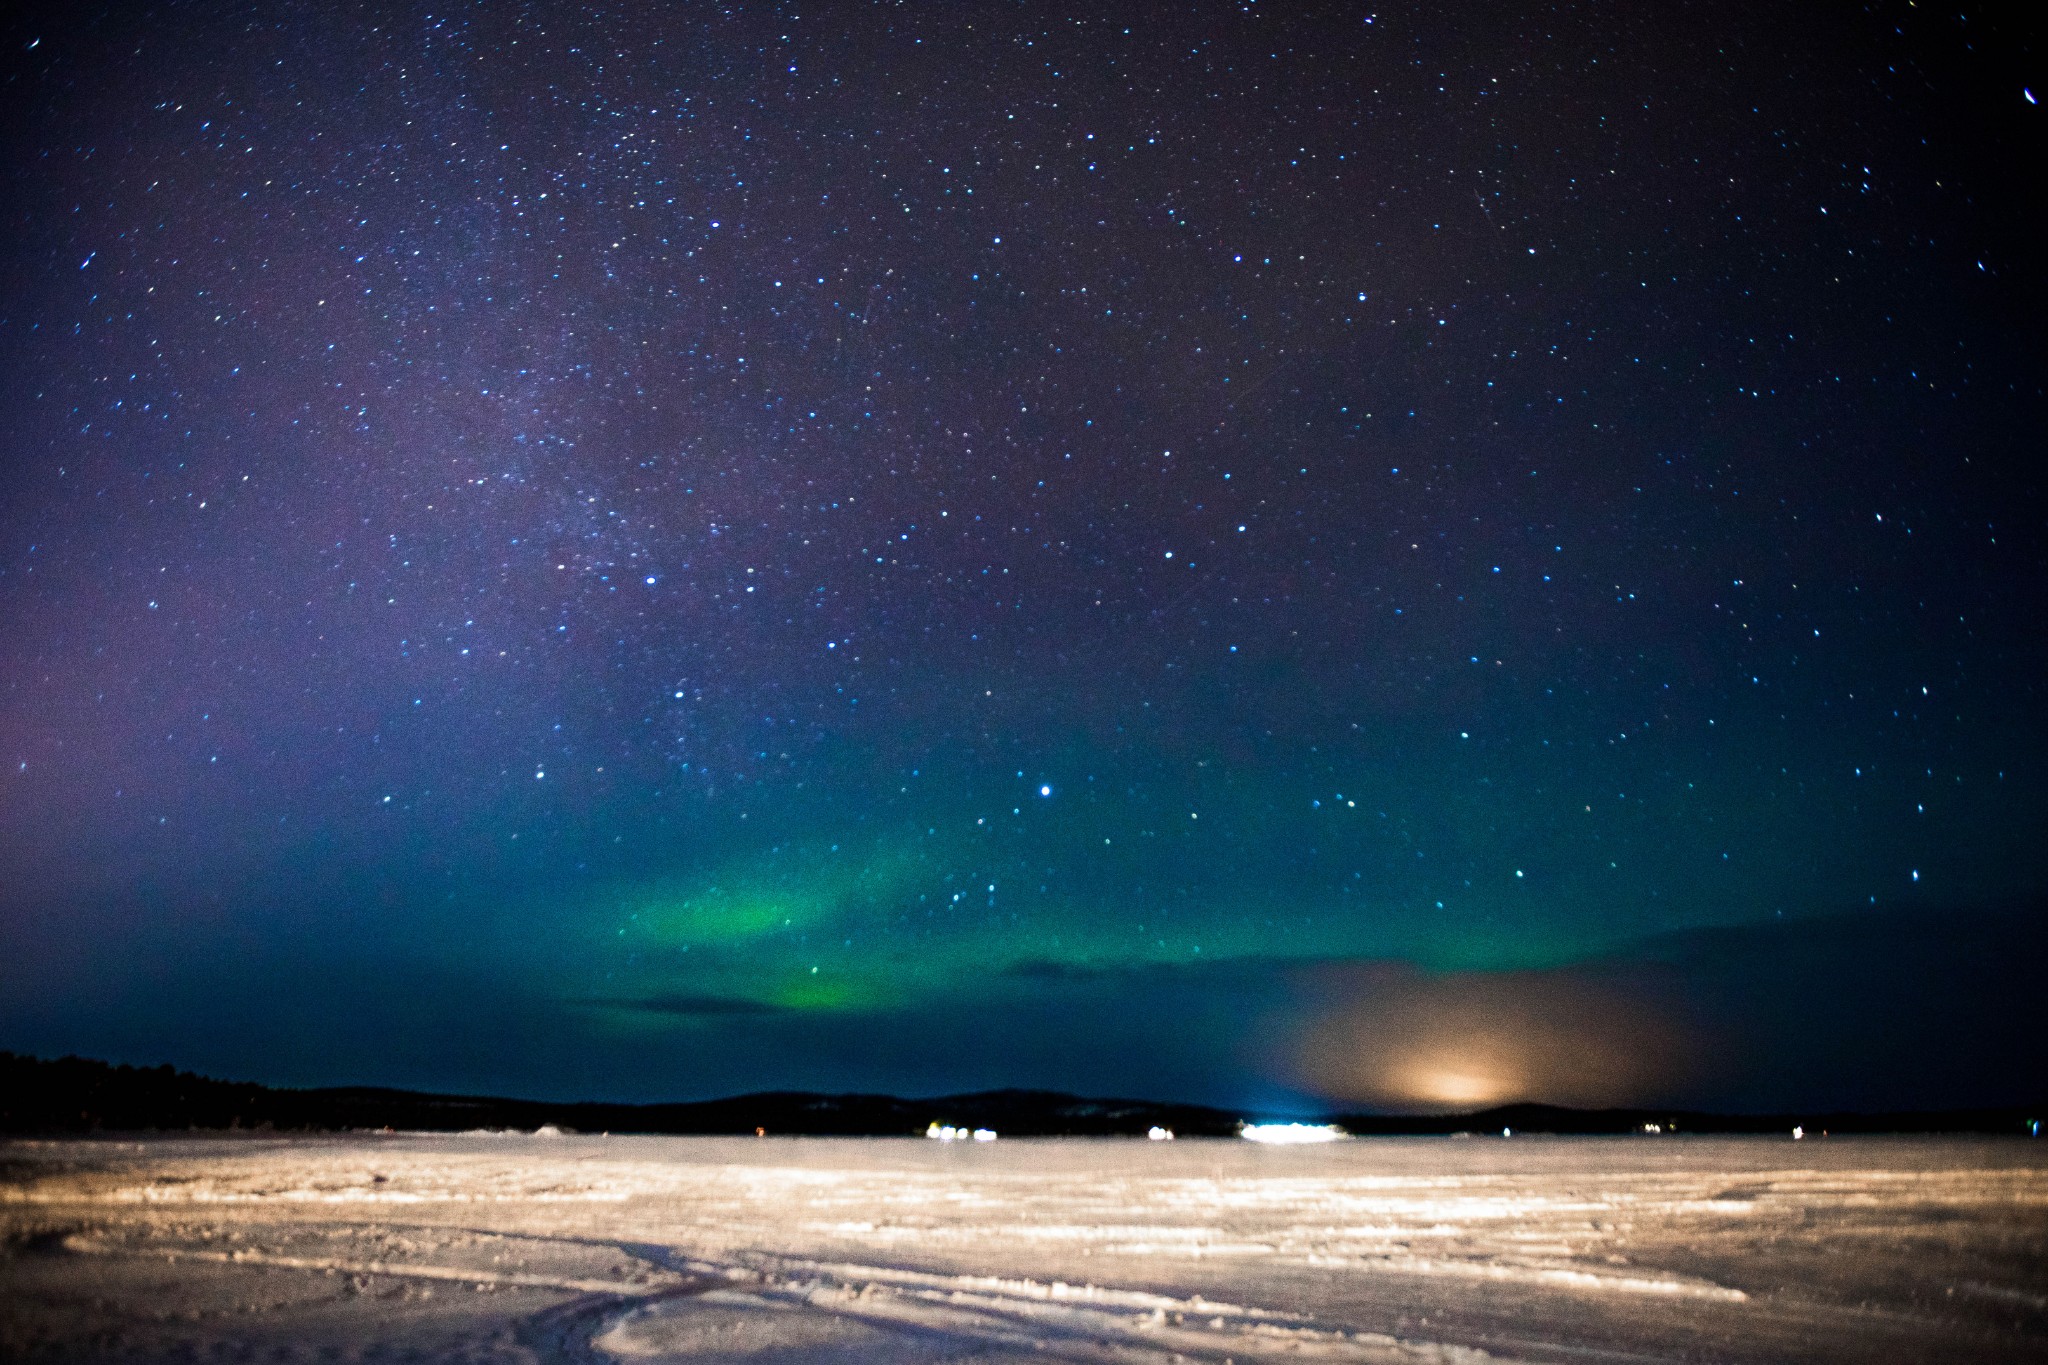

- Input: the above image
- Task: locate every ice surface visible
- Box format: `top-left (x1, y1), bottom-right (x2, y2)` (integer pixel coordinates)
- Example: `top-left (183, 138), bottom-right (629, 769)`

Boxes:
top-left (3, 1134), bottom-right (2044, 1362)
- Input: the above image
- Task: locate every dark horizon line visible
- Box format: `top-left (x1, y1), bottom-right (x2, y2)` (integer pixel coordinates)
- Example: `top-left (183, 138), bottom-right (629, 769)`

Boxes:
top-left (3, 1051), bottom-right (2041, 1139)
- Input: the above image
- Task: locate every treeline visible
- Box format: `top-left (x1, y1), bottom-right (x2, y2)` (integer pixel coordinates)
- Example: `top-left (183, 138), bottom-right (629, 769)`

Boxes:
top-left (1, 1052), bottom-right (2036, 1138)
top-left (0, 1052), bottom-right (1243, 1136)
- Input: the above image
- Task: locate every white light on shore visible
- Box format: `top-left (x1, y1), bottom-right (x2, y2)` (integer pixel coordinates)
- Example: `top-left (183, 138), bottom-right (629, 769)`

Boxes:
top-left (926, 1123), bottom-right (999, 1142)
top-left (1147, 1126), bottom-right (1175, 1141)
top-left (1239, 1122), bottom-right (1347, 1145)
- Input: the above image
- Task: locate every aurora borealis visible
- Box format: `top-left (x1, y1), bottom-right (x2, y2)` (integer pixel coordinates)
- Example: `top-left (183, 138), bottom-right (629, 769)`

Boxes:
top-left (1, 0), bottom-right (2042, 1112)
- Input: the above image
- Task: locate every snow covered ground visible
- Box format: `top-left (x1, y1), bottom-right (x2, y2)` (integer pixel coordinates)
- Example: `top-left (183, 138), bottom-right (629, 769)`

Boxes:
top-left (3, 1133), bottom-right (2043, 1362)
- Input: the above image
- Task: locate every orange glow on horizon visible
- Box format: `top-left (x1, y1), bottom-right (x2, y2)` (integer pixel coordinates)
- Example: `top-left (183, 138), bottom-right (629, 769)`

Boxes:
top-left (1394, 1063), bottom-right (1514, 1107)
top-left (1287, 962), bottom-right (1697, 1112)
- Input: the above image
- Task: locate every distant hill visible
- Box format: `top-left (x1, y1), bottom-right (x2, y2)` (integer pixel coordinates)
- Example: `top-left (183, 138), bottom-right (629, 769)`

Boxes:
top-left (0, 1052), bottom-right (1242, 1137)
top-left (1, 1052), bottom-right (2037, 1138)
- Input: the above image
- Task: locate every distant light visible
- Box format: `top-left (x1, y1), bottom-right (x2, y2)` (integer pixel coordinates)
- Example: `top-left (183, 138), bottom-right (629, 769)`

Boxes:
top-left (1147, 1126), bottom-right (1175, 1141)
top-left (926, 1123), bottom-right (998, 1142)
top-left (1039, 784), bottom-right (1053, 797)
top-left (1240, 1122), bottom-right (1347, 1145)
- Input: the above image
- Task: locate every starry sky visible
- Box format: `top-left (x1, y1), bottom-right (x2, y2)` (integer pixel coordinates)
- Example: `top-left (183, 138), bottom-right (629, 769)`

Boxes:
top-left (1, 0), bottom-right (2042, 1114)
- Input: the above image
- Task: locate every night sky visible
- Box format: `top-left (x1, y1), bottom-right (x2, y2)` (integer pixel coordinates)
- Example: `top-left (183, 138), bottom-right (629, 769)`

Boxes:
top-left (2, 0), bottom-right (2042, 1115)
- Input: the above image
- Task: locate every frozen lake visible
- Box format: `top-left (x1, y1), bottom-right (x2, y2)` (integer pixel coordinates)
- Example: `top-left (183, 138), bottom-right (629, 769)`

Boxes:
top-left (3, 1133), bottom-right (2043, 1362)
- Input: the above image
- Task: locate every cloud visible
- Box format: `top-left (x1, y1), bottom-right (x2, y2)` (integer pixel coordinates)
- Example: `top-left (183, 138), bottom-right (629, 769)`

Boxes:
top-left (1000, 959), bottom-right (1111, 981)
top-left (579, 994), bottom-right (793, 1017)
top-left (1626, 905), bottom-right (2048, 1111)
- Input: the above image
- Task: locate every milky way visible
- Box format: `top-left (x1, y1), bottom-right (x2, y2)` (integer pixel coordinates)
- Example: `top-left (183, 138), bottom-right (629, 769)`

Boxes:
top-left (2, 0), bottom-right (2041, 1109)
